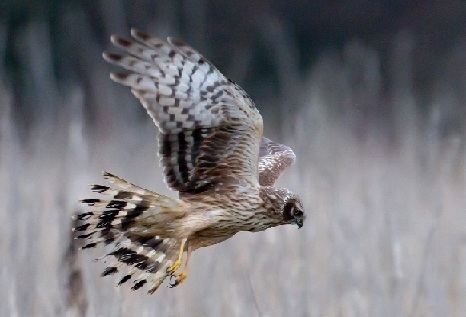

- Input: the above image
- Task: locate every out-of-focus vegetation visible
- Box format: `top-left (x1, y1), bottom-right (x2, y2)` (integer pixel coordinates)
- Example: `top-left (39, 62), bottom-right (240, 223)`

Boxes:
top-left (0, 1), bottom-right (465, 316)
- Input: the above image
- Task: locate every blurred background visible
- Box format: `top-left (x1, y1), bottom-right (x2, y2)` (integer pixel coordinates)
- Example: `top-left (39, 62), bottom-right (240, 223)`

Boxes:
top-left (0, 1), bottom-right (465, 316)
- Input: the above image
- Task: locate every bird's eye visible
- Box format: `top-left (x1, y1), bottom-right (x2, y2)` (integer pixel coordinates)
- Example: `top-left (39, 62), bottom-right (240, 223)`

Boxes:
top-left (293, 209), bottom-right (303, 217)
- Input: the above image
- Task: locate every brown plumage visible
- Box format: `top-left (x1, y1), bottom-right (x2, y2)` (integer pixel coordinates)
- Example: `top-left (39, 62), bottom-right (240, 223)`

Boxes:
top-left (74, 28), bottom-right (305, 294)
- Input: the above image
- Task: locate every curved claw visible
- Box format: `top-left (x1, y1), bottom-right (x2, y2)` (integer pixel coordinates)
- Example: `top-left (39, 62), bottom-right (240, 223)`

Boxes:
top-left (169, 272), bottom-right (187, 288)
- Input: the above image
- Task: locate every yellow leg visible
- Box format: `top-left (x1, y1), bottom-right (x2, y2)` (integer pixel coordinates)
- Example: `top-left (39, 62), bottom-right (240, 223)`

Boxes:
top-left (169, 244), bottom-right (192, 287)
top-left (167, 238), bottom-right (186, 275)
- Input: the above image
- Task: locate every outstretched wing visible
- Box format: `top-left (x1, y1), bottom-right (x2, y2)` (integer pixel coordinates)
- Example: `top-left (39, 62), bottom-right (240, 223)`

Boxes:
top-left (258, 137), bottom-right (296, 186)
top-left (103, 29), bottom-right (263, 194)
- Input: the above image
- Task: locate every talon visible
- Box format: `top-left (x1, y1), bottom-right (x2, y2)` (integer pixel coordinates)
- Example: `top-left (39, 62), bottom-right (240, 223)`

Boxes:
top-left (166, 259), bottom-right (181, 275)
top-left (169, 272), bottom-right (187, 288)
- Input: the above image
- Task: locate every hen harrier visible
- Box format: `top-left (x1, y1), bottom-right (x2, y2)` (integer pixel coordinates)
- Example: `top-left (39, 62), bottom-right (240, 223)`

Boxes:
top-left (74, 28), bottom-right (305, 294)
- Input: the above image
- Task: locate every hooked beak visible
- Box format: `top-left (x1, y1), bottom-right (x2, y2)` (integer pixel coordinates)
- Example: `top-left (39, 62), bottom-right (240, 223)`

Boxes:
top-left (292, 217), bottom-right (303, 229)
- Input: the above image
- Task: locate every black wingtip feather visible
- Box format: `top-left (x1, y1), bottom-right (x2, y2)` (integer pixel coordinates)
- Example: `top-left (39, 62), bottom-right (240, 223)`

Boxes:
top-left (90, 184), bottom-right (110, 193)
top-left (131, 279), bottom-right (147, 290)
top-left (74, 223), bottom-right (90, 231)
top-left (118, 274), bottom-right (132, 285)
top-left (111, 35), bottom-right (132, 47)
top-left (101, 266), bottom-right (118, 277)
top-left (131, 28), bottom-right (150, 41)
top-left (102, 51), bottom-right (122, 62)
top-left (81, 242), bottom-right (97, 249)
top-left (81, 198), bottom-right (100, 206)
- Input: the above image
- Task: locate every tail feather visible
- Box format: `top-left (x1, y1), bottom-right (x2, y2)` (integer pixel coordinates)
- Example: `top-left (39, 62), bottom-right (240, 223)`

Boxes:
top-left (74, 172), bottom-right (184, 293)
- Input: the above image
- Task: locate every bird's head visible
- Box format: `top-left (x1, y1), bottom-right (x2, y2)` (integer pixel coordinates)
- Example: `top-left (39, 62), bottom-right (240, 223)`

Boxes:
top-left (261, 187), bottom-right (306, 229)
top-left (282, 194), bottom-right (305, 228)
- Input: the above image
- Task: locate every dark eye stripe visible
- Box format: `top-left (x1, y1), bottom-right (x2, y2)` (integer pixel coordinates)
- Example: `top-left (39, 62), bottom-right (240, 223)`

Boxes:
top-left (283, 202), bottom-right (294, 221)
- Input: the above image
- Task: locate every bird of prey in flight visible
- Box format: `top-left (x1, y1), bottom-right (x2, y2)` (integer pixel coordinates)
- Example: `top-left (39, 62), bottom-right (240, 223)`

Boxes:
top-left (74, 28), bottom-right (305, 294)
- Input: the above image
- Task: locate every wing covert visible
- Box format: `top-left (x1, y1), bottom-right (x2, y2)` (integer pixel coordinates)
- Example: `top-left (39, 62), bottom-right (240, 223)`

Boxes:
top-left (258, 137), bottom-right (296, 186)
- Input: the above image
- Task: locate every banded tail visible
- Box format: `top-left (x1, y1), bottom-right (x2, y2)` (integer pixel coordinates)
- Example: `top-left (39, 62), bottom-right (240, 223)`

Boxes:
top-left (74, 172), bottom-right (184, 294)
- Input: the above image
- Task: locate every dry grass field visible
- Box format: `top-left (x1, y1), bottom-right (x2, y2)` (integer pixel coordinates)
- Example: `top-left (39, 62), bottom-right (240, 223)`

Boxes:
top-left (0, 2), bottom-right (465, 316)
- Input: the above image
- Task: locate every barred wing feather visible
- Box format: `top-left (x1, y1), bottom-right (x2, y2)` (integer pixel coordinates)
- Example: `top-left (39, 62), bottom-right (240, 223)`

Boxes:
top-left (258, 137), bottom-right (296, 186)
top-left (103, 29), bottom-right (263, 194)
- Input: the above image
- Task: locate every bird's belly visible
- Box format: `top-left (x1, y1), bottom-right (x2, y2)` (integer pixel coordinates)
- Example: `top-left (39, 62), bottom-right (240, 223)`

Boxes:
top-left (189, 228), bottom-right (236, 250)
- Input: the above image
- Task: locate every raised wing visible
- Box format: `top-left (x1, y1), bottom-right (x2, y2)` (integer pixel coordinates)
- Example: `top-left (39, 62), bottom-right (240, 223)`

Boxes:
top-left (258, 137), bottom-right (296, 186)
top-left (103, 29), bottom-right (263, 194)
